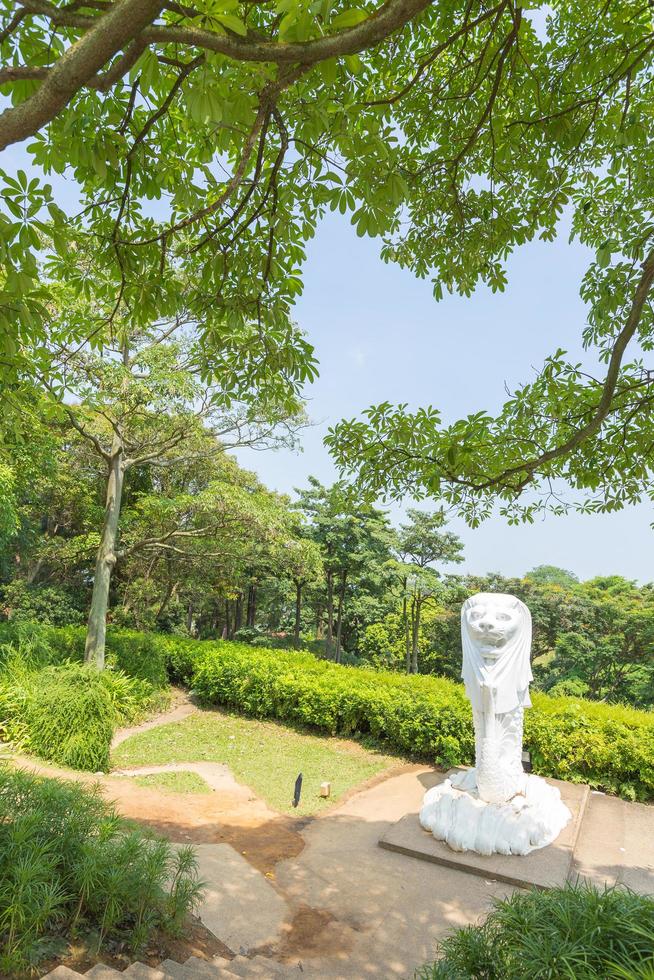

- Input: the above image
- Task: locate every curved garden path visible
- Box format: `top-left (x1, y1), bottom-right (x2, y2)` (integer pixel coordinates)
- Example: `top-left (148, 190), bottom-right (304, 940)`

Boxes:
top-left (31, 699), bottom-right (654, 977)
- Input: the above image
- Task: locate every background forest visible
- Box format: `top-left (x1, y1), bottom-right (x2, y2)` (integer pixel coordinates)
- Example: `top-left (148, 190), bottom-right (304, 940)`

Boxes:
top-left (2, 393), bottom-right (653, 710)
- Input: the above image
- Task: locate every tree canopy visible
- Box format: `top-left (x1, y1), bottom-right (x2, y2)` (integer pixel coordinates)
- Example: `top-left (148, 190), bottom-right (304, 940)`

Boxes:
top-left (3, 0), bottom-right (654, 524)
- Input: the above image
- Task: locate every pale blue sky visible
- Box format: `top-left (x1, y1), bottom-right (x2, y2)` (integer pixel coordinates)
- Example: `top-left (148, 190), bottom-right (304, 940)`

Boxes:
top-left (5, 141), bottom-right (652, 582)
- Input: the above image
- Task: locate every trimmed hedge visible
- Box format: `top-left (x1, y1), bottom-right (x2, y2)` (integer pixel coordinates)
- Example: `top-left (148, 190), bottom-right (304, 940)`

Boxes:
top-left (1, 621), bottom-right (653, 798)
top-left (189, 642), bottom-right (654, 801)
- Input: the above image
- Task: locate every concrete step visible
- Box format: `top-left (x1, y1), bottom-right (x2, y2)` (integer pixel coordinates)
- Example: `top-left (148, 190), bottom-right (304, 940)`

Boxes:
top-left (159, 961), bottom-right (188, 979)
top-left (123, 964), bottom-right (173, 979)
top-left (44, 969), bottom-right (86, 979)
top-left (176, 956), bottom-right (239, 979)
top-left (85, 966), bottom-right (125, 979)
top-left (184, 955), bottom-right (240, 978)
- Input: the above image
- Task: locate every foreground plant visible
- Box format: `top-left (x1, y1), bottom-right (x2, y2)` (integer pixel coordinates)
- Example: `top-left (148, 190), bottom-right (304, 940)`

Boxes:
top-left (417, 884), bottom-right (654, 980)
top-left (0, 766), bottom-right (204, 976)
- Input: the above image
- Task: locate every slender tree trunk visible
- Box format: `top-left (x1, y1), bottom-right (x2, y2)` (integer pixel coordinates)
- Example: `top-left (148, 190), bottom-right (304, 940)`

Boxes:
top-left (155, 575), bottom-right (177, 621)
top-left (294, 581), bottom-right (302, 648)
top-left (246, 584), bottom-right (257, 628)
top-left (187, 601), bottom-right (194, 634)
top-left (335, 570), bottom-right (347, 664)
top-left (225, 599), bottom-right (232, 639)
top-left (411, 597), bottom-right (421, 674)
top-left (85, 438), bottom-right (124, 669)
top-left (315, 603), bottom-right (324, 639)
top-left (326, 571), bottom-right (334, 656)
top-left (234, 592), bottom-right (243, 633)
top-left (403, 578), bottom-right (411, 674)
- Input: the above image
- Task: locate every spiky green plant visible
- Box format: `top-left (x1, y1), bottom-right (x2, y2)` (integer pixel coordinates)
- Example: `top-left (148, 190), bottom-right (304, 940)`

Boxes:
top-left (0, 766), bottom-right (204, 975)
top-left (416, 883), bottom-right (654, 980)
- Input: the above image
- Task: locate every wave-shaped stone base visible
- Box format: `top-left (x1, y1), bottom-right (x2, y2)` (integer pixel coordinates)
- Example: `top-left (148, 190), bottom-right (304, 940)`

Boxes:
top-left (419, 770), bottom-right (572, 856)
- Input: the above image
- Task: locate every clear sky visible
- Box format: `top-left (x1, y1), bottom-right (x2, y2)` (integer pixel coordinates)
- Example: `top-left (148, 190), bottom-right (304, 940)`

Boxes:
top-left (5, 140), bottom-right (652, 583)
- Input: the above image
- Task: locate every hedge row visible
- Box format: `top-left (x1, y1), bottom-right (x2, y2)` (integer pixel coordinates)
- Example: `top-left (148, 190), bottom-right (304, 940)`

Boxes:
top-left (1, 622), bottom-right (653, 799)
top-left (189, 643), bottom-right (654, 800)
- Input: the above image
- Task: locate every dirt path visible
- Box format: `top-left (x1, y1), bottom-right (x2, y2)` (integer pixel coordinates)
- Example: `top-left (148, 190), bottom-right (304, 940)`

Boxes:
top-left (111, 687), bottom-right (197, 749)
top-left (7, 702), bottom-right (514, 977)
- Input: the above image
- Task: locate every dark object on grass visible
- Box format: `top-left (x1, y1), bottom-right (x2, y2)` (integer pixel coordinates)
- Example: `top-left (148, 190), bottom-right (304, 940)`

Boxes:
top-left (293, 772), bottom-right (303, 807)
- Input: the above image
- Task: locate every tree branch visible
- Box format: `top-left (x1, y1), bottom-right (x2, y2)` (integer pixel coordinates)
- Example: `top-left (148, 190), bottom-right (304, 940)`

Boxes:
top-left (0, 0), bottom-right (165, 150)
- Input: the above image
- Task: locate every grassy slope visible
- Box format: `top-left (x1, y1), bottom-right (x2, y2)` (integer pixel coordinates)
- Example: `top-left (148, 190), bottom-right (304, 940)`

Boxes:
top-left (112, 708), bottom-right (403, 814)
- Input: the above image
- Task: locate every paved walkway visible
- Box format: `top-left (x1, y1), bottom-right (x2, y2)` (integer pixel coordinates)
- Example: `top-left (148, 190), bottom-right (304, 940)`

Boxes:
top-left (29, 699), bottom-right (654, 979)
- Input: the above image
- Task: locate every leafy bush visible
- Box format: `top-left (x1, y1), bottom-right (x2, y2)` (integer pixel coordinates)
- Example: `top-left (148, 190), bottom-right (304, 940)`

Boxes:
top-left (188, 641), bottom-right (654, 800)
top-left (0, 638), bottom-right (163, 771)
top-left (0, 580), bottom-right (86, 626)
top-left (0, 621), bottom-right (169, 687)
top-left (415, 883), bottom-right (654, 979)
top-left (0, 766), bottom-right (203, 975)
top-left (2, 623), bottom-right (653, 796)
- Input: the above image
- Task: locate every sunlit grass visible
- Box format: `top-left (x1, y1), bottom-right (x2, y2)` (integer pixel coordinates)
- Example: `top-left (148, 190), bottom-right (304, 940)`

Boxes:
top-left (128, 770), bottom-right (213, 794)
top-left (112, 708), bottom-right (403, 814)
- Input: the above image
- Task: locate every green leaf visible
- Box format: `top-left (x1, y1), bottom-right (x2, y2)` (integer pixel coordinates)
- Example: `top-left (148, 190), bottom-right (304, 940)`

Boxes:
top-left (344, 54), bottom-right (363, 75)
top-left (216, 13), bottom-right (248, 35)
top-left (331, 8), bottom-right (368, 28)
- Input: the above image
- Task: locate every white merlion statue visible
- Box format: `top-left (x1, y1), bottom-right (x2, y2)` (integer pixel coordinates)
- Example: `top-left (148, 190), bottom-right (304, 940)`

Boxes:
top-left (419, 593), bottom-right (571, 856)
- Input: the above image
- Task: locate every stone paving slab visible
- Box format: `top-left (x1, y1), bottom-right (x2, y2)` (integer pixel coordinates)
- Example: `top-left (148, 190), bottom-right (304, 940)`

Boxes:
top-left (379, 771), bottom-right (589, 890)
top-left (572, 790), bottom-right (654, 893)
top-left (193, 843), bottom-right (290, 954)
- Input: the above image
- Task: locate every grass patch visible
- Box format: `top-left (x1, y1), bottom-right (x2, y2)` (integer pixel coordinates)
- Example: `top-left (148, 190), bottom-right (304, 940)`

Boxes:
top-left (130, 771), bottom-right (212, 795)
top-left (112, 709), bottom-right (403, 814)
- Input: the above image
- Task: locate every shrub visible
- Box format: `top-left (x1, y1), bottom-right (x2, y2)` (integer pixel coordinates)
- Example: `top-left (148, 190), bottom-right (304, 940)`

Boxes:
top-left (0, 581), bottom-right (86, 626)
top-left (0, 621), bottom-right (169, 687)
top-left (0, 641), bottom-right (163, 771)
top-left (0, 766), bottom-right (203, 975)
top-left (415, 883), bottom-right (654, 979)
top-left (189, 641), bottom-right (654, 800)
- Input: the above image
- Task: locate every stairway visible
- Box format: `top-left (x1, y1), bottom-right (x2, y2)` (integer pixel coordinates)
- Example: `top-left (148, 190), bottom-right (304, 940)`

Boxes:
top-left (45, 952), bottom-right (290, 979)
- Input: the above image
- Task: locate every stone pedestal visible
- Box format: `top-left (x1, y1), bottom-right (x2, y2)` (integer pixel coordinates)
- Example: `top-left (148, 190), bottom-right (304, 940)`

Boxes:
top-left (379, 769), bottom-right (589, 890)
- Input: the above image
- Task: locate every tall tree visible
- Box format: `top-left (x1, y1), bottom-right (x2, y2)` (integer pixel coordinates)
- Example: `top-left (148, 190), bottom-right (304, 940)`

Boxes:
top-left (48, 312), bottom-right (303, 667)
top-left (396, 508), bottom-right (463, 673)
top-left (7, 0), bottom-right (654, 533)
top-left (296, 478), bottom-right (394, 661)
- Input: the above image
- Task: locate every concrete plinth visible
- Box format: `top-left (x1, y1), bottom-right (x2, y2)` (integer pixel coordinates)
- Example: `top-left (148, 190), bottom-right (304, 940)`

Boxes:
top-left (379, 771), bottom-right (589, 890)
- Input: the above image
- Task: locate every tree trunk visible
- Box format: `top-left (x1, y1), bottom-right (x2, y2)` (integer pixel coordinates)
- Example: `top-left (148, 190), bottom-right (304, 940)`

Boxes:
top-left (294, 581), bottom-right (302, 648)
top-left (187, 601), bottom-right (194, 634)
top-left (335, 570), bottom-right (347, 664)
top-left (234, 592), bottom-right (243, 633)
top-left (326, 572), bottom-right (334, 656)
top-left (403, 578), bottom-right (411, 674)
top-left (411, 597), bottom-right (421, 674)
top-left (84, 440), bottom-right (124, 669)
top-left (315, 603), bottom-right (324, 639)
top-left (246, 584), bottom-right (257, 628)
top-left (225, 598), bottom-right (231, 639)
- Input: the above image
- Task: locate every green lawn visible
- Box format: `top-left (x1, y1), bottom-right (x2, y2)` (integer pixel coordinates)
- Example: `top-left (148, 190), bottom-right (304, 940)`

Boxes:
top-left (129, 770), bottom-right (212, 794)
top-left (112, 708), bottom-right (403, 814)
